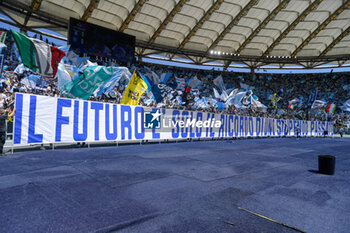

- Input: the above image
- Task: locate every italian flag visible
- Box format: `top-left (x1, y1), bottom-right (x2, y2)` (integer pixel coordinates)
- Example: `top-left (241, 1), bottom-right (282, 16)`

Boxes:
top-left (288, 103), bottom-right (295, 109)
top-left (11, 30), bottom-right (65, 78)
top-left (326, 103), bottom-right (336, 113)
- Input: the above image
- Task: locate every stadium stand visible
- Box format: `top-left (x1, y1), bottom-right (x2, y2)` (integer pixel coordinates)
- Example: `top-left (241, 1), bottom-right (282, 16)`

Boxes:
top-left (0, 28), bottom-right (349, 131)
top-left (0, 1), bottom-right (350, 233)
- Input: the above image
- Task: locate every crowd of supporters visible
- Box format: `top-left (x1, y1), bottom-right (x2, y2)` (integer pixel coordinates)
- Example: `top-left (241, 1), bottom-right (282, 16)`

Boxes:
top-left (0, 29), bottom-right (349, 131)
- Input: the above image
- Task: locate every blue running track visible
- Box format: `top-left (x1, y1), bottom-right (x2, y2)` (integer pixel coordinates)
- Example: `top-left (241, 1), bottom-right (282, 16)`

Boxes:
top-left (0, 137), bottom-right (349, 233)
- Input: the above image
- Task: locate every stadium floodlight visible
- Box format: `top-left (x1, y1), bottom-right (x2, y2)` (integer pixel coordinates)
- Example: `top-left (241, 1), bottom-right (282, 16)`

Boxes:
top-left (218, 51), bottom-right (221, 55)
top-left (210, 50), bottom-right (213, 54)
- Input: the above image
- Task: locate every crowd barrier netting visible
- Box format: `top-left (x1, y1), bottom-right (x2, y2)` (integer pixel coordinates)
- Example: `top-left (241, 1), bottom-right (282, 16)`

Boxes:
top-left (13, 93), bottom-right (334, 145)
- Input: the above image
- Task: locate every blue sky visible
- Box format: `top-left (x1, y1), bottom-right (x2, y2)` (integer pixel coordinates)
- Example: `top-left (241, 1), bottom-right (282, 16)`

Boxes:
top-left (1, 13), bottom-right (349, 74)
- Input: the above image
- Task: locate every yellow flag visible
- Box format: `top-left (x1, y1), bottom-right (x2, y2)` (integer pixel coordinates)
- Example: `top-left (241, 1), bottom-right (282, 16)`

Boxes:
top-left (120, 71), bottom-right (148, 105)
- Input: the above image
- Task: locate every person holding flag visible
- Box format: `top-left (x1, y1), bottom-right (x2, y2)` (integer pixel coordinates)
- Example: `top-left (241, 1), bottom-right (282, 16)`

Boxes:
top-left (241, 91), bottom-right (252, 108)
top-left (181, 85), bottom-right (192, 107)
top-left (270, 93), bottom-right (281, 110)
top-left (0, 105), bottom-right (15, 155)
top-left (120, 71), bottom-right (148, 105)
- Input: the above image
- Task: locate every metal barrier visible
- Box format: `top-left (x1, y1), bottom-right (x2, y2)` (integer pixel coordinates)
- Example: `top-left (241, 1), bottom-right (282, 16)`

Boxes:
top-left (4, 131), bottom-right (336, 155)
top-left (4, 115), bottom-right (339, 154)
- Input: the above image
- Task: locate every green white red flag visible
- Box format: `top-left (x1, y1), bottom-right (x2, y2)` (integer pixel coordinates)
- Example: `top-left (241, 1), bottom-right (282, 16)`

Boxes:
top-left (11, 30), bottom-right (65, 78)
top-left (326, 104), bottom-right (336, 113)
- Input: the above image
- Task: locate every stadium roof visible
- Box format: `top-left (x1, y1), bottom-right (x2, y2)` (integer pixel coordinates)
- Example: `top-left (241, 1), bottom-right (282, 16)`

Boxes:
top-left (0, 0), bottom-right (350, 69)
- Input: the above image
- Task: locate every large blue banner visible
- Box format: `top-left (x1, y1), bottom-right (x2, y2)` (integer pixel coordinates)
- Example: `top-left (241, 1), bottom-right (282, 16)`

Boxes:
top-left (13, 93), bottom-right (334, 145)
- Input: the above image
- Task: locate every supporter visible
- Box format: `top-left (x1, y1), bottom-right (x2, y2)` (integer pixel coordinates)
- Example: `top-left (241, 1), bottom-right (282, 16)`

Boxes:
top-left (339, 127), bottom-right (344, 138)
top-left (0, 27), bottom-right (349, 126)
top-left (0, 106), bottom-right (15, 155)
top-left (294, 124), bottom-right (300, 138)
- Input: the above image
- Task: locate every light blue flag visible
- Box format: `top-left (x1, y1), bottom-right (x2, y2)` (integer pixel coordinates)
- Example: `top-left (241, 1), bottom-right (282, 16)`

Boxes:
top-left (64, 51), bottom-right (89, 67)
top-left (14, 63), bottom-right (30, 74)
top-left (105, 67), bottom-right (131, 93)
top-left (194, 97), bottom-right (209, 109)
top-left (216, 102), bottom-right (226, 111)
top-left (0, 43), bottom-right (6, 54)
top-left (79, 60), bottom-right (97, 71)
top-left (240, 82), bottom-right (253, 91)
top-left (58, 45), bottom-right (71, 55)
top-left (311, 99), bottom-right (326, 109)
top-left (226, 88), bottom-right (235, 95)
top-left (187, 76), bottom-right (202, 88)
top-left (220, 89), bottom-right (229, 102)
top-left (94, 67), bottom-right (131, 96)
top-left (160, 72), bottom-right (172, 83)
top-left (227, 91), bottom-right (247, 108)
top-left (140, 73), bottom-right (153, 94)
top-left (36, 77), bottom-right (47, 90)
top-left (213, 88), bottom-right (221, 100)
top-left (21, 74), bottom-right (41, 89)
top-left (201, 97), bottom-right (209, 109)
top-left (56, 63), bottom-right (72, 92)
top-left (341, 99), bottom-right (350, 112)
top-left (213, 75), bottom-right (226, 90)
